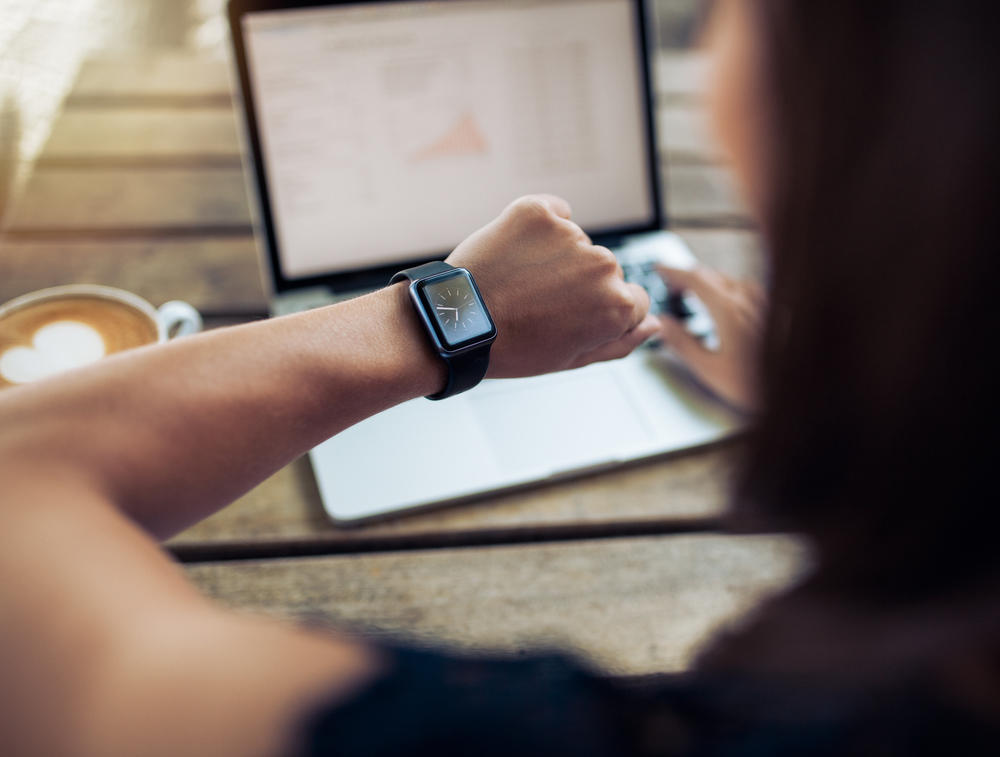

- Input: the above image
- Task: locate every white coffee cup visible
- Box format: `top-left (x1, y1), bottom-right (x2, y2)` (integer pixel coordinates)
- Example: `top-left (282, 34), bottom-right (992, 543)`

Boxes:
top-left (0, 284), bottom-right (202, 388)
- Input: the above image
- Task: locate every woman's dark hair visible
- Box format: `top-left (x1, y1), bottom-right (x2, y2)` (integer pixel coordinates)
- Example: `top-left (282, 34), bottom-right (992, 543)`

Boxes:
top-left (736, 1), bottom-right (1000, 602)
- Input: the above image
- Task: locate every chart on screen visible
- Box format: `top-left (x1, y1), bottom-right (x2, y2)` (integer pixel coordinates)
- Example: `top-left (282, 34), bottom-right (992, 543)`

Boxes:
top-left (244, 0), bottom-right (652, 276)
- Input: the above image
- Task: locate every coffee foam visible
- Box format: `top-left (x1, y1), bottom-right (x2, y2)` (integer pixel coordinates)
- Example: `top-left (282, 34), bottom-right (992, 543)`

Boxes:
top-left (0, 296), bottom-right (159, 388)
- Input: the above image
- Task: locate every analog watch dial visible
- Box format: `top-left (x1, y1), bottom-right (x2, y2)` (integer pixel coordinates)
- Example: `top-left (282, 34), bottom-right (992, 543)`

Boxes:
top-left (421, 273), bottom-right (494, 348)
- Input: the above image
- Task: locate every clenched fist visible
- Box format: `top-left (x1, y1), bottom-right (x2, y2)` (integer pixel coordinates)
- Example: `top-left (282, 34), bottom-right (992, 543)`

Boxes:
top-left (447, 195), bottom-right (659, 378)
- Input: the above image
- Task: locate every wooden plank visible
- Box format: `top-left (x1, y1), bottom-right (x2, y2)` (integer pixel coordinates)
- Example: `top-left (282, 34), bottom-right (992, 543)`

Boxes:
top-left (2, 163), bottom-right (745, 234)
top-left (40, 108), bottom-right (241, 163)
top-left (64, 51), bottom-right (704, 105)
top-left (184, 534), bottom-right (806, 675)
top-left (1, 166), bottom-right (251, 233)
top-left (676, 228), bottom-right (764, 281)
top-left (0, 237), bottom-right (265, 314)
top-left (667, 164), bottom-right (748, 228)
top-left (170, 445), bottom-right (737, 554)
top-left (657, 104), bottom-right (722, 164)
top-left (69, 54), bottom-right (233, 103)
top-left (655, 50), bottom-right (710, 102)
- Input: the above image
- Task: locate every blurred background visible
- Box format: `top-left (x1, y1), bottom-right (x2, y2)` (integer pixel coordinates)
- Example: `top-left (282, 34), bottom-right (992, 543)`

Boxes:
top-left (0, 0), bottom-right (700, 224)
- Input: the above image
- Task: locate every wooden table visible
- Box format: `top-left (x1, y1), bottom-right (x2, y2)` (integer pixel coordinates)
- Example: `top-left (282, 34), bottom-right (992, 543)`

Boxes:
top-left (0, 51), bottom-right (804, 676)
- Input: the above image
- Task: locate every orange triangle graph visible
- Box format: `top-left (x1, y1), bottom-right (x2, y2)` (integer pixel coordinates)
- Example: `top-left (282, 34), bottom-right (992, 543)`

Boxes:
top-left (410, 113), bottom-right (489, 163)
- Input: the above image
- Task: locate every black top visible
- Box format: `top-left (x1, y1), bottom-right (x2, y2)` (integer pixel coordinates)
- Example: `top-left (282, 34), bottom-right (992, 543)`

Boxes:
top-left (300, 645), bottom-right (998, 756)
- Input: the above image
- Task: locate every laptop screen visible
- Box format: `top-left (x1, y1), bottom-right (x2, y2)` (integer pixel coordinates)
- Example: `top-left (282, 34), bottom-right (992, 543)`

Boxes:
top-left (240, 0), bottom-right (657, 281)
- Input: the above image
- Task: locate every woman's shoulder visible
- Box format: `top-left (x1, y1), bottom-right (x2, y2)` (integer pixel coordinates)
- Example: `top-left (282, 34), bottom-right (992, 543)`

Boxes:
top-left (299, 643), bottom-right (999, 756)
top-left (302, 646), bottom-right (625, 756)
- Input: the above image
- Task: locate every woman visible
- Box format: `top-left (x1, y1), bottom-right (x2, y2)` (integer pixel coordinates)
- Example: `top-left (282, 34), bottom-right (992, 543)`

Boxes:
top-left (2, 1), bottom-right (998, 754)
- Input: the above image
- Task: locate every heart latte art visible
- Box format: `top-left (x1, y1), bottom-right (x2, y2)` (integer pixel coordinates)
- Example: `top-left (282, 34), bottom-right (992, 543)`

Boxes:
top-left (1, 321), bottom-right (106, 384)
top-left (0, 296), bottom-right (159, 389)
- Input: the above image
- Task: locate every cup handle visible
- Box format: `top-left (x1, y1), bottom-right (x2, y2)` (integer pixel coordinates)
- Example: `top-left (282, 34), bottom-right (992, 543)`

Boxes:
top-left (157, 301), bottom-right (203, 340)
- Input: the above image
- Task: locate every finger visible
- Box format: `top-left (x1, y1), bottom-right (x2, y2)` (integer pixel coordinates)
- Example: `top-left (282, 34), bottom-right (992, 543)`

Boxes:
top-left (571, 314), bottom-right (660, 367)
top-left (624, 282), bottom-right (652, 332)
top-left (556, 218), bottom-right (592, 245)
top-left (531, 193), bottom-right (572, 220)
top-left (660, 316), bottom-right (718, 378)
top-left (656, 264), bottom-right (731, 313)
top-left (592, 245), bottom-right (623, 279)
top-left (572, 224), bottom-right (593, 245)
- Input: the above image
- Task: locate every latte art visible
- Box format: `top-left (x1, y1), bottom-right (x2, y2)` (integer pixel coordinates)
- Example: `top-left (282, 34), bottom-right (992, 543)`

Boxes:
top-left (0, 321), bottom-right (106, 384)
top-left (0, 296), bottom-right (159, 389)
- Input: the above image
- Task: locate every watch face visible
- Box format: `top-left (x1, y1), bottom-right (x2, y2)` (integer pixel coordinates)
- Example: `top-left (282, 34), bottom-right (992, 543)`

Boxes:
top-left (419, 270), bottom-right (495, 350)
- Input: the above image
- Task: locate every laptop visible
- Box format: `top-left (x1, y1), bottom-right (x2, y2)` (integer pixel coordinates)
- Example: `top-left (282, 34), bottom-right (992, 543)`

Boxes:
top-left (227, 0), bottom-right (740, 522)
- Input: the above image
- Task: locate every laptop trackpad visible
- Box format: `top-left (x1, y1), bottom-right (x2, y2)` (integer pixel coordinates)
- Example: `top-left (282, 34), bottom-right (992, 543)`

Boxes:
top-left (470, 368), bottom-right (654, 477)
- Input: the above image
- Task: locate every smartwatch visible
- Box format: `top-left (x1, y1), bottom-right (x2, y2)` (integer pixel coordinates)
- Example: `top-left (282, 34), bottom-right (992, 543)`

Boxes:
top-left (390, 261), bottom-right (497, 400)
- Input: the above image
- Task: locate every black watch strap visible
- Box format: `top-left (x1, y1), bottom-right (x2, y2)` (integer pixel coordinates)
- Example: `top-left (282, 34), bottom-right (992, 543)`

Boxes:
top-left (391, 260), bottom-right (454, 284)
top-left (390, 261), bottom-right (493, 400)
top-left (430, 346), bottom-right (491, 400)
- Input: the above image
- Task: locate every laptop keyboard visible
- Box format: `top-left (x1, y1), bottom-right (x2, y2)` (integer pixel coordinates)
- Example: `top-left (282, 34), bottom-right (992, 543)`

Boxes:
top-left (619, 253), bottom-right (718, 349)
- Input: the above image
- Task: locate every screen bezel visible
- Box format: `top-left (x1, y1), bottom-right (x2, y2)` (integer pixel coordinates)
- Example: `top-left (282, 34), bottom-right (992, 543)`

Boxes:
top-left (228, 0), bottom-right (666, 295)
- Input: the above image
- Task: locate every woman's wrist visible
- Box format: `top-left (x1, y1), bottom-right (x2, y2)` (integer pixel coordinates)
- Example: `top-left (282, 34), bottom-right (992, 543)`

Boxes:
top-left (364, 282), bottom-right (448, 402)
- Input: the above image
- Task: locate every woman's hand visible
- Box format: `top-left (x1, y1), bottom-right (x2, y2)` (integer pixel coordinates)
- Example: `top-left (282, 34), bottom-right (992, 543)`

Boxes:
top-left (657, 265), bottom-right (765, 413)
top-left (447, 195), bottom-right (660, 378)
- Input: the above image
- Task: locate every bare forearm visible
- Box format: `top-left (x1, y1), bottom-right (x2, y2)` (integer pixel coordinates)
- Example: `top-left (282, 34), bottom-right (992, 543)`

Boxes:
top-left (0, 196), bottom-right (661, 757)
top-left (0, 195), bottom-right (657, 542)
top-left (0, 283), bottom-right (443, 537)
